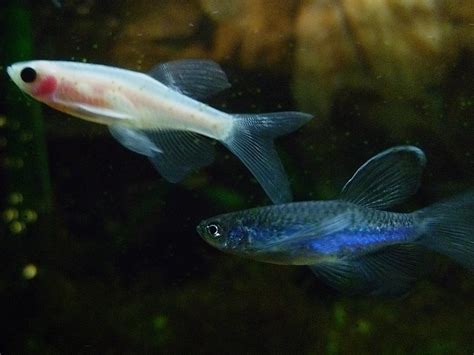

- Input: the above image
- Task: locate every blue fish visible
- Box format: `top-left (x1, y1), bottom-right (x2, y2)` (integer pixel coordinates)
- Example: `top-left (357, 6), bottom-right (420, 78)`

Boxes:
top-left (197, 146), bottom-right (474, 296)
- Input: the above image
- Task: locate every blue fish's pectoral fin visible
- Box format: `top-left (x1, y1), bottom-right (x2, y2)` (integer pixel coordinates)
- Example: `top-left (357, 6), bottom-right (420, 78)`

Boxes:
top-left (109, 125), bottom-right (215, 182)
top-left (223, 112), bottom-right (313, 204)
top-left (339, 146), bottom-right (426, 210)
top-left (290, 213), bottom-right (352, 241)
top-left (309, 244), bottom-right (426, 296)
top-left (148, 59), bottom-right (231, 100)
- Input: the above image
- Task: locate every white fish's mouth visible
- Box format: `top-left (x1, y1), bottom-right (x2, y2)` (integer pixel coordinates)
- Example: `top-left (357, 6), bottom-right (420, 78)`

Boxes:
top-left (6, 64), bottom-right (26, 91)
top-left (6, 65), bottom-right (14, 79)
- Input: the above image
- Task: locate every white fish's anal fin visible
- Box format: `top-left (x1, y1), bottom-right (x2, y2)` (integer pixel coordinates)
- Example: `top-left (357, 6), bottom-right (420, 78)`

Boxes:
top-left (108, 126), bottom-right (215, 182)
top-left (148, 59), bottom-right (231, 100)
top-left (339, 146), bottom-right (427, 210)
top-left (309, 244), bottom-right (425, 296)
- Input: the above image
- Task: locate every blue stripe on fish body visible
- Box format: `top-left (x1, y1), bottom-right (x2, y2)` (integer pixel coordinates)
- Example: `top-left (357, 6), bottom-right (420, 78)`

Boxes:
top-left (309, 226), bottom-right (415, 256)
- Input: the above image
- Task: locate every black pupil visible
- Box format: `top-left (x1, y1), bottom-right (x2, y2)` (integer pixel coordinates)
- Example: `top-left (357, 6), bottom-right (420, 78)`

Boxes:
top-left (20, 67), bottom-right (37, 83)
top-left (208, 224), bottom-right (219, 236)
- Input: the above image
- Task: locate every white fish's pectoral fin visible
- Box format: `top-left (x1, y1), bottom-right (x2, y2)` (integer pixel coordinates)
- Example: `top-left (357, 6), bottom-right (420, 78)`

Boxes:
top-left (148, 59), bottom-right (231, 100)
top-left (109, 125), bottom-right (162, 156)
top-left (54, 92), bottom-right (135, 123)
top-left (75, 103), bottom-right (133, 121)
top-left (339, 146), bottom-right (427, 210)
top-left (309, 244), bottom-right (426, 296)
top-left (109, 126), bottom-right (215, 182)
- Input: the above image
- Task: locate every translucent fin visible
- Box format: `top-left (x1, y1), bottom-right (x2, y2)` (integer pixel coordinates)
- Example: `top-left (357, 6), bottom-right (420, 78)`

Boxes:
top-left (417, 191), bottom-right (474, 271)
top-left (258, 213), bottom-right (353, 265)
top-left (309, 244), bottom-right (424, 296)
top-left (289, 213), bottom-right (351, 241)
top-left (223, 112), bottom-right (313, 204)
top-left (339, 146), bottom-right (426, 209)
top-left (148, 59), bottom-right (231, 100)
top-left (109, 125), bottom-right (161, 156)
top-left (53, 97), bottom-right (134, 124)
top-left (146, 130), bottom-right (215, 182)
top-left (109, 126), bottom-right (215, 182)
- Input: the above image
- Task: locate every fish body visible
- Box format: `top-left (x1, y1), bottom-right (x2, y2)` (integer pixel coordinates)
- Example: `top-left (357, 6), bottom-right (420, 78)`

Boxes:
top-left (8, 61), bottom-right (232, 136)
top-left (198, 146), bottom-right (474, 295)
top-left (7, 60), bottom-right (313, 203)
top-left (205, 200), bottom-right (416, 265)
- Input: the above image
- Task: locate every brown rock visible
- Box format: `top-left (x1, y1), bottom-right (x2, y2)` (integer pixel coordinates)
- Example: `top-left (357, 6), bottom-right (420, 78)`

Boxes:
top-left (293, 0), bottom-right (473, 118)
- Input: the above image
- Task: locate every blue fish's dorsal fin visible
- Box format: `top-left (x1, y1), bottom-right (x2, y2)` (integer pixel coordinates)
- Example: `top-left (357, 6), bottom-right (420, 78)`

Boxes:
top-left (109, 125), bottom-right (215, 182)
top-left (339, 146), bottom-right (426, 210)
top-left (148, 59), bottom-right (231, 100)
top-left (309, 244), bottom-right (426, 296)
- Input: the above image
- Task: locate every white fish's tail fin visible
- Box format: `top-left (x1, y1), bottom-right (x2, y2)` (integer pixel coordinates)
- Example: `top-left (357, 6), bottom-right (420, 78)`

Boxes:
top-left (222, 112), bottom-right (313, 204)
top-left (416, 191), bottom-right (474, 271)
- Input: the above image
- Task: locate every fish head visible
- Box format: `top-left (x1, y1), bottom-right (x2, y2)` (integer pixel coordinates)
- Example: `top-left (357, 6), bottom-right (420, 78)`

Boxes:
top-left (197, 211), bottom-right (254, 255)
top-left (7, 61), bottom-right (60, 102)
top-left (7, 61), bottom-right (123, 125)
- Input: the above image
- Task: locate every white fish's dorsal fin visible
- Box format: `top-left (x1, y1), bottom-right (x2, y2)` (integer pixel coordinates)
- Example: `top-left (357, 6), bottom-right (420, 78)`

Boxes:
top-left (148, 59), bottom-right (231, 100)
top-left (339, 146), bottom-right (426, 209)
top-left (108, 125), bottom-right (215, 182)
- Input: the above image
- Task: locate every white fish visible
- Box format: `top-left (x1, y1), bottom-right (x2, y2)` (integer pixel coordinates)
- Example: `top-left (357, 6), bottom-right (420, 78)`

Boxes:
top-left (7, 59), bottom-right (313, 203)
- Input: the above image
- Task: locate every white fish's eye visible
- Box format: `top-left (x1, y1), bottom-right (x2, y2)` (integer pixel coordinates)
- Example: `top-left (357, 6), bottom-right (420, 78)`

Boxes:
top-left (20, 67), bottom-right (37, 83)
top-left (207, 224), bottom-right (221, 238)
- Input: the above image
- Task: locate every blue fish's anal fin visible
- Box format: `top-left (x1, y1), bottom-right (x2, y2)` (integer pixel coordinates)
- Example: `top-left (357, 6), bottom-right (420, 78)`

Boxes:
top-left (109, 126), bottom-right (215, 182)
top-left (339, 146), bottom-right (427, 210)
top-left (148, 59), bottom-right (231, 100)
top-left (309, 244), bottom-right (425, 296)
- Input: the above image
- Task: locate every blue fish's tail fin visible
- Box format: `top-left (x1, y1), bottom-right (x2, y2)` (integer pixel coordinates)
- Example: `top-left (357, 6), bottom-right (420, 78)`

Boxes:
top-left (416, 191), bottom-right (474, 271)
top-left (223, 112), bottom-right (313, 204)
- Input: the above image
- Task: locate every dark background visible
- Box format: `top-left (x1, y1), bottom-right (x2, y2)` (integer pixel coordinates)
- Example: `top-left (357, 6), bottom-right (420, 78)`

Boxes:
top-left (1, 0), bottom-right (473, 353)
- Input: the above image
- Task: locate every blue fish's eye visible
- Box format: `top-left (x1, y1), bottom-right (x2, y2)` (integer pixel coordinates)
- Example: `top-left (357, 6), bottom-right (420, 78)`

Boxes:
top-left (206, 224), bottom-right (221, 238)
top-left (20, 67), bottom-right (37, 83)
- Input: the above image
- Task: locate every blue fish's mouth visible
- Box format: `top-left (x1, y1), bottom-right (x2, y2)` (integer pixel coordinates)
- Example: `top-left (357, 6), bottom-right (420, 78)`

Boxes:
top-left (196, 223), bottom-right (205, 237)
